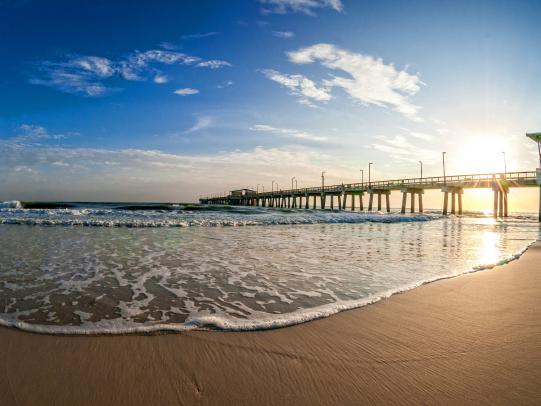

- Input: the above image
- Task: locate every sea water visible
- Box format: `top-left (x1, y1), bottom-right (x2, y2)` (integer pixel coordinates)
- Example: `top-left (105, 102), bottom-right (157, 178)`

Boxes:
top-left (0, 201), bottom-right (539, 334)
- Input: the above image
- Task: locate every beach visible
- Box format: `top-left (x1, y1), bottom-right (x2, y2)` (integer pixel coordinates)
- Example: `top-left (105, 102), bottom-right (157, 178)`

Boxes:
top-left (1, 241), bottom-right (539, 405)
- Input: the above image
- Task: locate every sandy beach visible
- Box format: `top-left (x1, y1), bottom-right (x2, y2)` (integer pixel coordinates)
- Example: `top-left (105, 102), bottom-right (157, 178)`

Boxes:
top-left (1, 242), bottom-right (540, 405)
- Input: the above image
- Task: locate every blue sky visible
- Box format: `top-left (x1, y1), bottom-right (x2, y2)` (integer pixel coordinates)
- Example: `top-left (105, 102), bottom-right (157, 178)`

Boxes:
top-left (1, 0), bottom-right (541, 204)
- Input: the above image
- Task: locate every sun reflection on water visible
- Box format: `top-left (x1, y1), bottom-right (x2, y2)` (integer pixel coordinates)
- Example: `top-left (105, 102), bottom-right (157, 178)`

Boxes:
top-left (479, 231), bottom-right (501, 265)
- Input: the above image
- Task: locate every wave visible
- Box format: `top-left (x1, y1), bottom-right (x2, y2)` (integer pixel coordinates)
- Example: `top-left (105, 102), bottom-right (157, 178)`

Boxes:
top-left (0, 211), bottom-right (440, 227)
top-left (0, 200), bottom-right (22, 209)
top-left (0, 240), bottom-right (534, 335)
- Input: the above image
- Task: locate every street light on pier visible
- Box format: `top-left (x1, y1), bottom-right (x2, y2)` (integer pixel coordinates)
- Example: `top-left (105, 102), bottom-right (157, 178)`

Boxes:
top-left (321, 171), bottom-right (326, 189)
top-left (257, 184), bottom-right (260, 193)
top-left (291, 177), bottom-right (296, 191)
top-left (368, 162), bottom-right (373, 188)
top-left (419, 160), bottom-right (423, 181)
top-left (271, 180), bottom-right (275, 194)
top-left (502, 151), bottom-right (507, 178)
top-left (360, 169), bottom-right (364, 187)
top-left (442, 152), bottom-right (447, 185)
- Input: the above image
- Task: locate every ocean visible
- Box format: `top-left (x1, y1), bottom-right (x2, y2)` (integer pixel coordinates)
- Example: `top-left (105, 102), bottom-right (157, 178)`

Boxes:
top-left (0, 200), bottom-right (539, 334)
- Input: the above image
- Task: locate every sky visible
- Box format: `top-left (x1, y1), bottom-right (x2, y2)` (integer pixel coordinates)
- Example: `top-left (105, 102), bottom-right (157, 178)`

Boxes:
top-left (1, 0), bottom-right (541, 209)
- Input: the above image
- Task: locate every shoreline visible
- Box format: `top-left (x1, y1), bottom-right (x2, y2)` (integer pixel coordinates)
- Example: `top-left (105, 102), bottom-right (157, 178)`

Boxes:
top-left (1, 243), bottom-right (540, 405)
top-left (1, 239), bottom-right (535, 337)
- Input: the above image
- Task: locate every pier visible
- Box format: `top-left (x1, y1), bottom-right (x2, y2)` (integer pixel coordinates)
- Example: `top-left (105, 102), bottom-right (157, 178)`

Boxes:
top-left (200, 171), bottom-right (541, 219)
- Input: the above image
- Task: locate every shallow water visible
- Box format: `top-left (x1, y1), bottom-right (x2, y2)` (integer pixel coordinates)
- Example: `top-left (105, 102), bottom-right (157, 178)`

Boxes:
top-left (0, 201), bottom-right (539, 334)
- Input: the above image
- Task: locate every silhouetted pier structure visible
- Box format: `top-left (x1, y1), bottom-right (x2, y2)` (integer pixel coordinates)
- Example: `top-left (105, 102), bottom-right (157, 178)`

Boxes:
top-left (200, 171), bottom-right (541, 218)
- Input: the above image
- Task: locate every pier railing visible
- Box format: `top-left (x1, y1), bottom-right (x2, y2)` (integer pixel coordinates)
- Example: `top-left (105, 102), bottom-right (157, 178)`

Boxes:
top-left (244, 171), bottom-right (538, 197)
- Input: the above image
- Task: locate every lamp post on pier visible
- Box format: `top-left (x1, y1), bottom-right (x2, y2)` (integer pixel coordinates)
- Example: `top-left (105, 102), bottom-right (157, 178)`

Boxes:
top-left (368, 162), bottom-right (373, 188)
top-left (419, 160), bottom-right (423, 181)
top-left (321, 171), bottom-right (325, 189)
top-left (360, 169), bottom-right (364, 187)
top-left (257, 184), bottom-right (260, 193)
top-left (271, 180), bottom-right (275, 194)
top-left (502, 151), bottom-right (507, 178)
top-left (442, 152), bottom-right (447, 185)
top-left (291, 177), bottom-right (296, 191)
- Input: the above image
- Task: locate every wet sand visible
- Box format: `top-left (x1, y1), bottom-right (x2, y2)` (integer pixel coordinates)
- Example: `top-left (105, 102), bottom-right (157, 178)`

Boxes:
top-left (1, 243), bottom-right (540, 405)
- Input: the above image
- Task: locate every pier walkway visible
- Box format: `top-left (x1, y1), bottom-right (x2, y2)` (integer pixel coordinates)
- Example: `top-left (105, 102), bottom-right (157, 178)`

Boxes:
top-left (200, 170), bottom-right (541, 219)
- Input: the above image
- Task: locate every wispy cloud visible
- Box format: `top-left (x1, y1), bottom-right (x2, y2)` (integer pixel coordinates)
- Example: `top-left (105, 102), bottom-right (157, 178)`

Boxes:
top-left (0, 137), bottom-right (347, 201)
top-left (272, 30), bottom-right (294, 38)
top-left (370, 135), bottom-right (438, 163)
top-left (181, 32), bottom-right (220, 40)
top-left (287, 44), bottom-right (424, 120)
top-left (250, 124), bottom-right (327, 142)
top-left (260, 0), bottom-right (343, 15)
top-left (174, 88), bottom-right (199, 96)
top-left (195, 60), bottom-right (232, 69)
top-left (262, 69), bottom-right (331, 106)
top-left (13, 124), bottom-right (69, 142)
top-left (29, 49), bottom-right (230, 97)
top-left (184, 116), bottom-right (213, 133)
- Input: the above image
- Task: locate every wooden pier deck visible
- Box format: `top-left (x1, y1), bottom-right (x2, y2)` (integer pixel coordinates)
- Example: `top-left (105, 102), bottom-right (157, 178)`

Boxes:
top-left (200, 170), bottom-right (541, 219)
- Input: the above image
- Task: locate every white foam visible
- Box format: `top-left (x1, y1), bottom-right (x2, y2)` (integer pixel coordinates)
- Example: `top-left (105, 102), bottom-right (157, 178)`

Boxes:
top-left (0, 239), bottom-right (534, 335)
top-left (0, 200), bottom-right (22, 209)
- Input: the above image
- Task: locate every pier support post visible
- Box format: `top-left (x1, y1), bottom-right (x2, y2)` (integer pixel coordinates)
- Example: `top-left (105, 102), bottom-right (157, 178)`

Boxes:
top-left (313, 195), bottom-right (316, 209)
top-left (493, 190), bottom-right (498, 217)
top-left (451, 192), bottom-right (456, 214)
top-left (377, 194), bottom-right (382, 211)
top-left (321, 193), bottom-right (326, 210)
top-left (498, 191), bottom-right (504, 217)
top-left (410, 192), bottom-right (415, 214)
top-left (337, 194), bottom-right (341, 210)
top-left (443, 192), bottom-right (448, 215)
top-left (419, 193), bottom-right (423, 213)
top-left (401, 192), bottom-right (407, 214)
top-left (368, 193), bottom-right (374, 211)
top-left (342, 193), bottom-right (347, 210)
top-left (330, 195), bottom-right (334, 210)
top-left (359, 193), bottom-right (364, 211)
top-left (457, 193), bottom-right (462, 215)
top-left (386, 193), bottom-right (390, 213)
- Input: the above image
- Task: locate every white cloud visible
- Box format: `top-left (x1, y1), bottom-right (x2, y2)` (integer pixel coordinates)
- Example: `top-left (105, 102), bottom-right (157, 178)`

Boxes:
top-left (174, 88), bottom-right (199, 96)
top-left (184, 116), bottom-right (213, 133)
top-left (196, 60), bottom-right (232, 69)
top-left (30, 49), bottom-right (230, 97)
top-left (370, 135), bottom-right (438, 163)
top-left (250, 124), bottom-right (327, 142)
top-left (0, 139), bottom-right (351, 201)
top-left (262, 69), bottom-right (331, 106)
top-left (153, 74), bottom-right (168, 84)
top-left (14, 124), bottom-right (68, 141)
top-left (260, 0), bottom-right (343, 15)
top-left (181, 32), bottom-right (220, 40)
top-left (287, 43), bottom-right (424, 120)
top-left (272, 31), bottom-right (294, 38)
